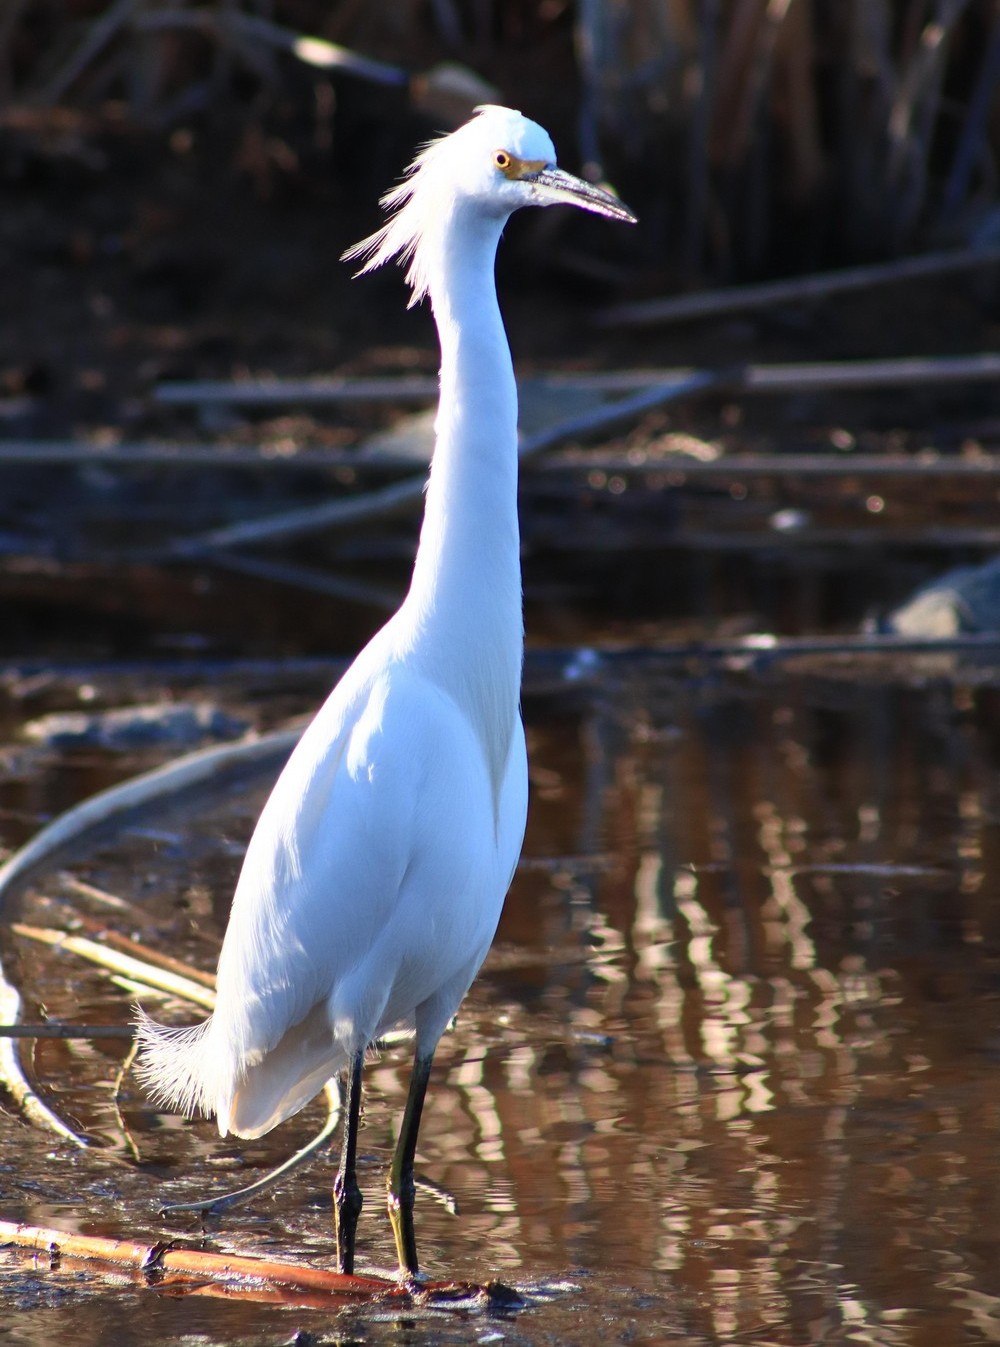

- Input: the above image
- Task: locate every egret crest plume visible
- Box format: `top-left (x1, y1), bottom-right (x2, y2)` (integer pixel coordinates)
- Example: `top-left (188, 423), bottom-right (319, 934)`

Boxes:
top-left (342, 105), bottom-right (555, 306)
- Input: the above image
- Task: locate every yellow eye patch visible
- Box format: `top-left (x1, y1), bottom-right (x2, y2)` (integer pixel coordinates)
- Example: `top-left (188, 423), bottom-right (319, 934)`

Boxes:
top-left (493, 150), bottom-right (547, 180)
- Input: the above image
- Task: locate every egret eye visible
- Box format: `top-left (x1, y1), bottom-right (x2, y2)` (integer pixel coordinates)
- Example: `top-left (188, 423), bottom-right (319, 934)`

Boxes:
top-left (494, 150), bottom-right (512, 171)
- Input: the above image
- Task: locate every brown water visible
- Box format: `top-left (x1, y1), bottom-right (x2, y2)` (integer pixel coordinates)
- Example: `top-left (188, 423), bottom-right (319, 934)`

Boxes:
top-left (2, 649), bottom-right (1000, 1344)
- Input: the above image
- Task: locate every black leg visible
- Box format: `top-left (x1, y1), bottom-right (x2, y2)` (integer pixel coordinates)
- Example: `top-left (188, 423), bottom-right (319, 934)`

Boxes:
top-left (387, 1050), bottom-right (434, 1278)
top-left (333, 1047), bottom-right (365, 1274)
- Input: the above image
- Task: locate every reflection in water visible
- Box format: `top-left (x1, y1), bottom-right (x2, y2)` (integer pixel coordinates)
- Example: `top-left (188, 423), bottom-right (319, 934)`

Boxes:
top-left (4, 658), bottom-right (1000, 1343)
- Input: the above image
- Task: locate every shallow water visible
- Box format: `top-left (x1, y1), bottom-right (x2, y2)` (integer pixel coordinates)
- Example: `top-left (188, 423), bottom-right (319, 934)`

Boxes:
top-left (3, 649), bottom-right (1000, 1344)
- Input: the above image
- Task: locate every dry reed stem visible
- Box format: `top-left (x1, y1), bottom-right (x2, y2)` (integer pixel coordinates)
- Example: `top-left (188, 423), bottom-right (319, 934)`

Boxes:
top-left (11, 924), bottom-right (218, 1009)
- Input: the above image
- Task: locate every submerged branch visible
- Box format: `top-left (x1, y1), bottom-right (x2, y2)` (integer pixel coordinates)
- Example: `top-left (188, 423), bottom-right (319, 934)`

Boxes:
top-left (0, 728), bottom-right (300, 904)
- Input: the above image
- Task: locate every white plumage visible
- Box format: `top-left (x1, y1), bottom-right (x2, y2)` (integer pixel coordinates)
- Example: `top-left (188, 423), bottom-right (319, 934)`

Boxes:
top-left (135, 104), bottom-right (634, 1277)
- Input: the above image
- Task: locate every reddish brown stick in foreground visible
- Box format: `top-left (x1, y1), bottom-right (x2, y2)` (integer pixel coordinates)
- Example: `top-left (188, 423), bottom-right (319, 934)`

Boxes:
top-left (0, 1220), bottom-right (510, 1308)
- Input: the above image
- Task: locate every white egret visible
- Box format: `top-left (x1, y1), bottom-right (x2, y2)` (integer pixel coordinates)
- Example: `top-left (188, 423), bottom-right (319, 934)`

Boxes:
top-left (135, 104), bottom-right (635, 1279)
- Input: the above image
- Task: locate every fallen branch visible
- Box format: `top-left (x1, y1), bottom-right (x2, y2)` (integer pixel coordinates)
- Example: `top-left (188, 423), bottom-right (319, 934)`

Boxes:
top-left (47, 909), bottom-right (217, 989)
top-left (0, 442), bottom-right (397, 469)
top-left (196, 549), bottom-right (400, 609)
top-left (153, 352), bottom-right (1000, 418)
top-left (132, 8), bottom-right (408, 87)
top-left (596, 246), bottom-right (1000, 327)
top-left (167, 371), bottom-right (722, 555)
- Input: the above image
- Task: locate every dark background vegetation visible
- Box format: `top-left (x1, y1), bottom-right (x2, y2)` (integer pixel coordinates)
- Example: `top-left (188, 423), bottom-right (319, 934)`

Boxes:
top-left (9, 1), bottom-right (1000, 273)
top-left (2, 1), bottom-right (1000, 658)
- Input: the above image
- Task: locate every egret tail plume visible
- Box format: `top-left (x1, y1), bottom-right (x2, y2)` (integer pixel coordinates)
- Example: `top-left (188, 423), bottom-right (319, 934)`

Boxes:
top-left (134, 1001), bottom-right (354, 1139)
top-left (132, 1009), bottom-right (216, 1121)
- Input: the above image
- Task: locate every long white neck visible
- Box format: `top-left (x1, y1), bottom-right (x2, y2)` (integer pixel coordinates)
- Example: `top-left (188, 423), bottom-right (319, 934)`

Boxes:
top-left (395, 204), bottom-right (523, 798)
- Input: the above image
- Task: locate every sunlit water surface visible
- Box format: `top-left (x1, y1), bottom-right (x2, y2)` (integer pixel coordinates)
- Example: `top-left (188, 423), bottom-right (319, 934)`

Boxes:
top-left (2, 651), bottom-right (1000, 1345)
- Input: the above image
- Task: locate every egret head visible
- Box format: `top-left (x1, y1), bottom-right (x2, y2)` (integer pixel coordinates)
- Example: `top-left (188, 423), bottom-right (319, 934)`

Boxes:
top-left (343, 105), bottom-right (635, 306)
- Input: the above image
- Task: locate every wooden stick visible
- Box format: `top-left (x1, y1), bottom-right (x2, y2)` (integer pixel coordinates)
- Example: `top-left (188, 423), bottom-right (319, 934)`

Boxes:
top-left (554, 632), bottom-right (1000, 662)
top-left (536, 525), bottom-right (1000, 552)
top-left (595, 246), bottom-right (1000, 327)
top-left (0, 1220), bottom-right (508, 1306)
top-left (148, 352), bottom-right (1000, 418)
top-left (0, 442), bottom-right (393, 469)
top-left (168, 476), bottom-right (427, 556)
top-left (0, 356), bottom-right (983, 470)
top-left (196, 548), bottom-right (400, 608)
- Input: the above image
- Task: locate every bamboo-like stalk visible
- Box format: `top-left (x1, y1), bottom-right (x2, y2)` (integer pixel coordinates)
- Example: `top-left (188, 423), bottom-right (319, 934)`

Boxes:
top-left (11, 924), bottom-right (217, 1009)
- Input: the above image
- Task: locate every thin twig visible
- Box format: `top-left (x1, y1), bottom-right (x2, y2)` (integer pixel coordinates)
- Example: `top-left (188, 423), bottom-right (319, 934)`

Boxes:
top-left (162, 1080), bottom-right (342, 1214)
top-left (554, 353), bottom-right (1000, 394)
top-left (0, 441), bottom-right (406, 468)
top-left (887, 0), bottom-right (974, 244)
top-left (49, 910), bottom-right (217, 989)
top-left (194, 549), bottom-right (400, 609)
top-left (940, 4), bottom-right (1000, 221)
top-left (517, 370), bottom-right (723, 457)
top-left (0, 1022), bottom-right (134, 1038)
top-left (36, 0), bottom-right (144, 104)
top-left (167, 475), bottom-right (427, 555)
